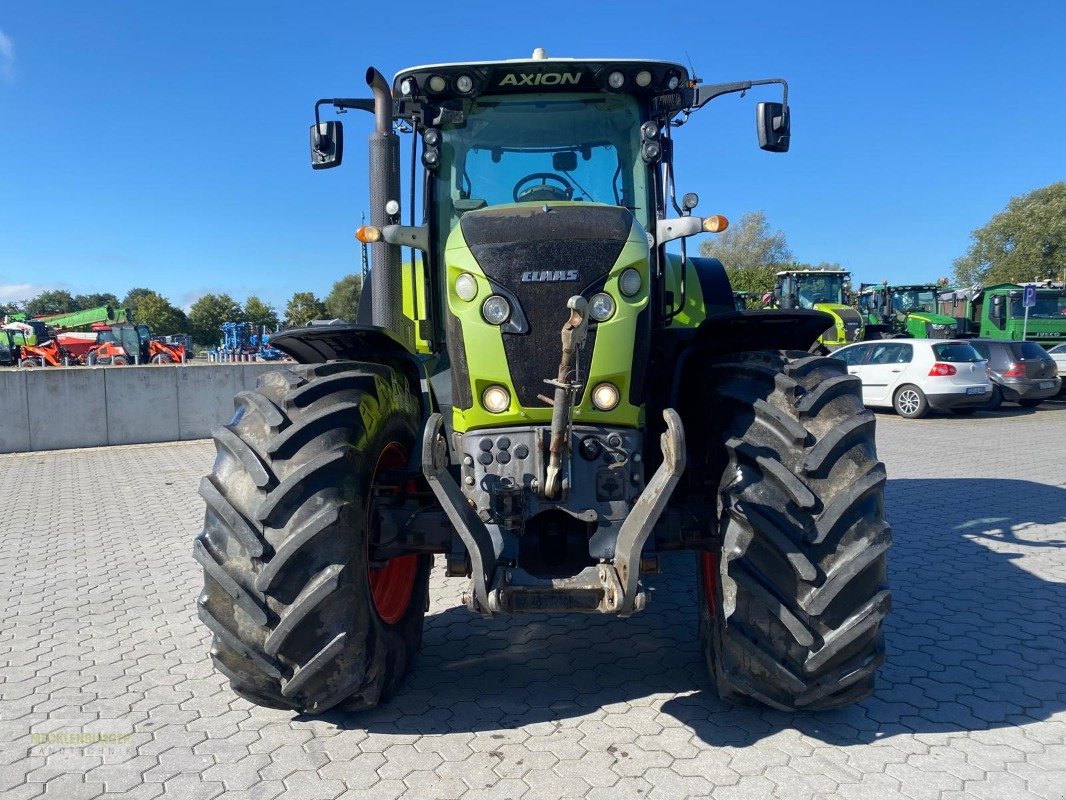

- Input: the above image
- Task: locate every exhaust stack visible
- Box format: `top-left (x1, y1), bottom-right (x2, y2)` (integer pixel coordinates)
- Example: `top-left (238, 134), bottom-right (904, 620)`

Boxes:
top-left (365, 67), bottom-right (412, 347)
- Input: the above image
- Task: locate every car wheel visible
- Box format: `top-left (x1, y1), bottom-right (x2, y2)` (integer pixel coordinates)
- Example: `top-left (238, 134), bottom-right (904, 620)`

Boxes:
top-left (893, 385), bottom-right (929, 419)
top-left (986, 386), bottom-right (1003, 411)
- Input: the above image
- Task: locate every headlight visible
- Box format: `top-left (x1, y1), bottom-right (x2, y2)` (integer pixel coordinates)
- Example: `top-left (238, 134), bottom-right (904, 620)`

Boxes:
top-left (481, 295), bottom-right (511, 325)
top-left (589, 293), bottom-right (616, 322)
top-left (482, 385), bottom-right (510, 413)
top-left (455, 273), bottom-right (477, 302)
top-left (607, 71), bottom-right (625, 89)
top-left (591, 382), bottom-right (620, 411)
top-left (619, 268), bottom-right (641, 297)
top-left (455, 74), bottom-right (474, 94)
top-left (635, 70), bottom-right (653, 88)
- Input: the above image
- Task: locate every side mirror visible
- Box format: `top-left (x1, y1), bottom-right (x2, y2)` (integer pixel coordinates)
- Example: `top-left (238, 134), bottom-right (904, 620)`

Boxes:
top-left (757, 102), bottom-right (790, 153)
top-left (310, 121), bottom-right (343, 170)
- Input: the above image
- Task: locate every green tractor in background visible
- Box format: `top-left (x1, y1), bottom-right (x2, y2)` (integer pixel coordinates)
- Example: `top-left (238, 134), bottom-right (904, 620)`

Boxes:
top-left (857, 283), bottom-right (957, 339)
top-left (194, 52), bottom-right (890, 715)
top-left (772, 267), bottom-right (865, 350)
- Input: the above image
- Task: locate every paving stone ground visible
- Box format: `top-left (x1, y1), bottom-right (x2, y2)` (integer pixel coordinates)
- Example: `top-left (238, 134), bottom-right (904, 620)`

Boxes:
top-left (2, 398), bottom-right (1066, 800)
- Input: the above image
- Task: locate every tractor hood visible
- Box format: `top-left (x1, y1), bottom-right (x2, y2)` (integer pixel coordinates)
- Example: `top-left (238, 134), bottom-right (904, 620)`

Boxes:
top-left (443, 202), bottom-right (651, 432)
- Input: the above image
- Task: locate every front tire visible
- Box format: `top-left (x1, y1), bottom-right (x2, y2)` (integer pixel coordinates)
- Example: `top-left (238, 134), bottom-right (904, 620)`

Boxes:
top-left (194, 361), bottom-right (430, 714)
top-left (151, 353), bottom-right (173, 364)
top-left (697, 351), bottom-right (891, 710)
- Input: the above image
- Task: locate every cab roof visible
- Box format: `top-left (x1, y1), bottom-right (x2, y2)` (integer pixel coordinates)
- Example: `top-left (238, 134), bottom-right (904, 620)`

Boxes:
top-left (392, 56), bottom-right (691, 104)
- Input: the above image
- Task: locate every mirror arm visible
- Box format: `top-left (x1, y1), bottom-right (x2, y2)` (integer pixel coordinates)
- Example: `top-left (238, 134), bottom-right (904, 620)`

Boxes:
top-left (313, 97), bottom-right (376, 126)
top-left (687, 78), bottom-right (788, 110)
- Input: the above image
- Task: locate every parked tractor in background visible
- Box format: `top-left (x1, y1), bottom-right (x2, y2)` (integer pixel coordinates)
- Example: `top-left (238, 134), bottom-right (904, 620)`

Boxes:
top-left (939, 283), bottom-right (1066, 347)
top-left (771, 267), bottom-right (865, 349)
top-left (91, 323), bottom-right (185, 365)
top-left (194, 52), bottom-right (890, 716)
top-left (858, 283), bottom-right (957, 339)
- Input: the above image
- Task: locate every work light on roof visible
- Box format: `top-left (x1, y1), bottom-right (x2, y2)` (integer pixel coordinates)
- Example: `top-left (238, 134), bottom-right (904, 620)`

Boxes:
top-left (607, 71), bottom-right (626, 90)
top-left (455, 74), bottom-right (474, 94)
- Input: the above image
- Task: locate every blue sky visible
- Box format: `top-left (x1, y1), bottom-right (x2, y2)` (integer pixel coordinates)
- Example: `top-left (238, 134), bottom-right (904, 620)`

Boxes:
top-left (1, 1), bottom-right (1064, 310)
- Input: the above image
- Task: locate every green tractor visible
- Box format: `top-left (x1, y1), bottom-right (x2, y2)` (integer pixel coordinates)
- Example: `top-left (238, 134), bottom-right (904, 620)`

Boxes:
top-left (772, 268), bottom-right (865, 350)
top-left (857, 283), bottom-right (957, 339)
top-left (194, 52), bottom-right (890, 715)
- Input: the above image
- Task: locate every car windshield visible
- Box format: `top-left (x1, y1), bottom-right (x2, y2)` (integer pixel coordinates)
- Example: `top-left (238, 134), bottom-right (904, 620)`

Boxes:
top-left (892, 289), bottom-right (937, 313)
top-left (435, 93), bottom-right (646, 235)
top-left (932, 342), bottom-right (983, 362)
top-left (1050, 344), bottom-right (1066, 354)
top-left (1012, 342), bottom-right (1052, 360)
top-left (1009, 290), bottom-right (1066, 319)
top-left (795, 274), bottom-right (845, 308)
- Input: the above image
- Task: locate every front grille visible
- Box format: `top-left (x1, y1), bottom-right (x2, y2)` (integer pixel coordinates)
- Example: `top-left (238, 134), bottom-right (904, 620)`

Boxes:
top-left (461, 206), bottom-right (632, 407)
top-left (838, 308), bottom-right (863, 342)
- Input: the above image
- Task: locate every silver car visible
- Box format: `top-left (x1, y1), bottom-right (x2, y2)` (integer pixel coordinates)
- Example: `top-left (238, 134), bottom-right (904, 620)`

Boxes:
top-left (834, 339), bottom-right (992, 419)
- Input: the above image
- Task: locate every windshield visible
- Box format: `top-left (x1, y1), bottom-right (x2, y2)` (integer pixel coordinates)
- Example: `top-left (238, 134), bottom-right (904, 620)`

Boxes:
top-left (796, 275), bottom-right (845, 308)
top-left (892, 289), bottom-right (937, 313)
top-left (435, 93), bottom-right (646, 235)
top-left (1009, 291), bottom-right (1066, 319)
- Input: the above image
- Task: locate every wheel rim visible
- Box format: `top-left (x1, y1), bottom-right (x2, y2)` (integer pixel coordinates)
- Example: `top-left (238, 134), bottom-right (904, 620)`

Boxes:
top-left (898, 389), bottom-right (920, 415)
top-left (700, 552), bottom-right (719, 616)
top-left (366, 442), bottom-right (418, 625)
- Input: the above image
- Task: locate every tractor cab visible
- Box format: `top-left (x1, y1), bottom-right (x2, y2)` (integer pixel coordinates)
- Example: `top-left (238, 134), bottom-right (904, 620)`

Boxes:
top-left (774, 268), bottom-right (863, 349)
top-left (93, 323), bottom-right (149, 364)
top-left (859, 283), bottom-right (957, 339)
top-left (0, 328), bottom-right (18, 366)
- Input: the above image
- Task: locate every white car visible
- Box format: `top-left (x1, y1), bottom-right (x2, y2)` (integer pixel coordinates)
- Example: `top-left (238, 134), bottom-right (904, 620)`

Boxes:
top-left (1049, 344), bottom-right (1066, 392)
top-left (833, 339), bottom-right (992, 419)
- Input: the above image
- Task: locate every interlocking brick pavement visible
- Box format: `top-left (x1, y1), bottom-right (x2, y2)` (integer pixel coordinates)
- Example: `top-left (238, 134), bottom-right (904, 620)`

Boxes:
top-left (2, 399), bottom-right (1065, 799)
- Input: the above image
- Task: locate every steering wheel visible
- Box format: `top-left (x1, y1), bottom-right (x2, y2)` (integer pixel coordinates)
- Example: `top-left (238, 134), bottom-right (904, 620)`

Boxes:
top-left (512, 172), bottom-right (574, 203)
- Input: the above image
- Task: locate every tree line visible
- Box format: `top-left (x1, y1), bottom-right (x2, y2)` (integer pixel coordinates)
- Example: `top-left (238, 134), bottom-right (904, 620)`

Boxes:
top-left (698, 181), bottom-right (1065, 299)
top-left (2, 274), bottom-right (363, 347)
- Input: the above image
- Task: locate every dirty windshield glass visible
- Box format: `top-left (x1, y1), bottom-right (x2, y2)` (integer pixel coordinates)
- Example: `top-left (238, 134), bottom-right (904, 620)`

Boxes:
top-left (436, 93), bottom-right (646, 232)
top-left (796, 274), bottom-right (844, 308)
top-left (892, 289), bottom-right (937, 313)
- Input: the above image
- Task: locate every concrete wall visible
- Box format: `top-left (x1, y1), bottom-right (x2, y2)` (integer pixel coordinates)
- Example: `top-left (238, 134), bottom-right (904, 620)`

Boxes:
top-left (0, 363), bottom-right (282, 453)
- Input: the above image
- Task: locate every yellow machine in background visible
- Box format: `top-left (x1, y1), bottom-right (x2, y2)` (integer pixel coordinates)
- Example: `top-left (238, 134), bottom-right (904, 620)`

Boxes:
top-left (773, 268), bottom-right (864, 349)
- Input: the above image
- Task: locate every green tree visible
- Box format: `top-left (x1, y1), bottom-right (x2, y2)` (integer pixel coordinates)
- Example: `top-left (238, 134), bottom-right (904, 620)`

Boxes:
top-left (25, 290), bottom-right (77, 316)
top-left (954, 182), bottom-right (1066, 286)
top-left (324, 274), bottom-right (363, 322)
top-left (73, 292), bottom-right (120, 310)
top-left (136, 292), bottom-right (188, 335)
top-left (699, 210), bottom-right (793, 302)
top-left (698, 210), bottom-right (793, 271)
top-left (188, 293), bottom-right (243, 346)
top-left (284, 292), bottom-right (327, 327)
top-left (122, 287), bottom-right (158, 319)
top-left (243, 296), bottom-right (279, 330)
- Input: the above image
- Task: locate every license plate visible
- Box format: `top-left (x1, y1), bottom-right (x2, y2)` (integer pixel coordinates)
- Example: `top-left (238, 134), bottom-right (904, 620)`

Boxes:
top-left (966, 387), bottom-right (986, 395)
top-left (1040, 381), bottom-right (1056, 389)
